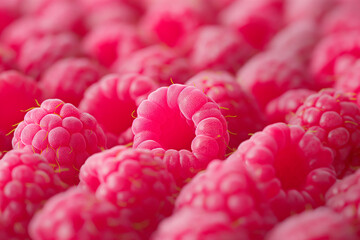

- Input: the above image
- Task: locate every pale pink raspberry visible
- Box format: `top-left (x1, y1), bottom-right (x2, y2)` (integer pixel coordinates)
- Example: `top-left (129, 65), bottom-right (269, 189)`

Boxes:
top-left (79, 73), bottom-right (158, 148)
top-left (266, 208), bottom-right (358, 240)
top-left (189, 25), bottom-right (255, 74)
top-left (12, 99), bottom-right (106, 185)
top-left (113, 45), bottom-right (193, 85)
top-left (186, 70), bottom-right (265, 151)
top-left (29, 187), bottom-right (141, 240)
top-left (265, 89), bottom-right (316, 123)
top-left (79, 146), bottom-right (177, 238)
top-left (40, 57), bottom-right (104, 106)
top-left (227, 123), bottom-right (336, 220)
top-left (132, 84), bottom-right (229, 186)
top-left (0, 149), bottom-right (66, 239)
top-left (288, 89), bottom-right (360, 177)
top-left (152, 208), bottom-right (250, 240)
top-left (335, 61), bottom-right (360, 94)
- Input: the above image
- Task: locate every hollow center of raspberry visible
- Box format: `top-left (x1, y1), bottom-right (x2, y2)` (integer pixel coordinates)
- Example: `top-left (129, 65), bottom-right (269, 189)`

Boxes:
top-left (158, 110), bottom-right (195, 151)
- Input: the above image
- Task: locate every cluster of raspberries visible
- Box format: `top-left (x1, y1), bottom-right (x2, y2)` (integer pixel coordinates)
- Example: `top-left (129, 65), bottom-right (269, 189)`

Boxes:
top-left (2, 0), bottom-right (360, 239)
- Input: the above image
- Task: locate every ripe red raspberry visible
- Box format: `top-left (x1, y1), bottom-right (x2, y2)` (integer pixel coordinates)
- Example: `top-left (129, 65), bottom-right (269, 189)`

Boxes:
top-left (0, 149), bottom-right (66, 239)
top-left (17, 33), bottom-right (80, 79)
top-left (335, 61), bottom-right (360, 94)
top-left (186, 70), bottom-right (265, 151)
top-left (83, 23), bottom-right (144, 68)
top-left (152, 208), bottom-right (250, 240)
top-left (266, 208), bottom-right (358, 240)
top-left (265, 89), bottom-right (316, 123)
top-left (0, 71), bottom-right (43, 153)
top-left (132, 84), bottom-right (229, 186)
top-left (40, 57), bottom-right (104, 106)
top-left (79, 146), bottom-right (177, 238)
top-left (237, 51), bottom-right (311, 109)
top-left (288, 89), bottom-right (360, 177)
top-left (189, 25), bottom-right (255, 74)
top-left (113, 45), bottom-right (193, 85)
top-left (227, 123), bottom-right (336, 220)
top-left (12, 99), bottom-right (106, 185)
top-left (79, 73), bottom-right (158, 148)
top-left (29, 187), bottom-right (141, 240)
top-left (175, 159), bottom-right (278, 240)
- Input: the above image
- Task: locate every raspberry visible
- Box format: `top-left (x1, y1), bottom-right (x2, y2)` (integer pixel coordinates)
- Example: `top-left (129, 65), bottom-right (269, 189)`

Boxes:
top-left (29, 187), bottom-right (141, 240)
top-left (0, 149), bottom-right (66, 239)
top-left (17, 33), bottom-right (80, 79)
top-left (83, 23), bottom-right (144, 68)
top-left (189, 25), bottom-right (255, 74)
top-left (227, 123), bottom-right (336, 220)
top-left (186, 70), bottom-right (265, 151)
top-left (335, 61), bottom-right (360, 94)
top-left (40, 57), bottom-right (104, 106)
top-left (0, 71), bottom-right (43, 153)
top-left (0, 44), bottom-right (16, 72)
top-left (237, 51), bottom-right (311, 109)
top-left (175, 159), bottom-right (278, 240)
top-left (266, 208), bottom-right (357, 240)
top-left (12, 99), bottom-right (106, 185)
top-left (265, 89), bottom-right (316, 124)
top-left (152, 208), bottom-right (250, 240)
top-left (113, 45), bottom-right (193, 85)
top-left (0, 0), bottom-right (19, 34)
top-left (132, 84), bottom-right (229, 186)
top-left (288, 89), bottom-right (360, 177)
top-left (79, 146), bottom-right (177, 238)
top-left (79, 73), bottom-right (158, 148)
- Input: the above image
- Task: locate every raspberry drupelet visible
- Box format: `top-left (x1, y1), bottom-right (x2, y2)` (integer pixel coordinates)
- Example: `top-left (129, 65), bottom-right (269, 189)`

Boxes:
top-left (79, 73), bottom-right (158, 148)
top-left (288, 89), bottom-right (360, 177)
top-left (12, 99), bottom-right (106, 185)
top-left (132, 84), bottom-right (229, 186)
top-left (79, 146), bottom-right (177, 238)
top-left (29, 187), bottom-right (141, 240)
top-left (0, 149), bottom-right (66, 239)
top-left (226, 123), bottom-right (336, 220)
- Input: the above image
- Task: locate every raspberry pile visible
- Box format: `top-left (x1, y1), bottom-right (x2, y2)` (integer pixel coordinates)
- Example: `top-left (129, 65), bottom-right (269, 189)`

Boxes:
top-left (2, 0), bottom-right (360, 238)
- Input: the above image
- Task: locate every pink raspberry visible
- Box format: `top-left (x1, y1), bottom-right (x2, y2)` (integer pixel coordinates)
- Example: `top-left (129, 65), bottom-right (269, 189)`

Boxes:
top-left (79, 146), bottom-right (177, 238)
top-left (265, 89), bottom-right (316, 123)
top-left (186, 70), bottom-right (265, 151)
top-left (79, 73), bottom-right (158, 148)
top-left (175, 159), bottom-right (278, 240)
top-left (152, 208), bottom-right (250, 240)
top-left (0, 71), bottom-right (43, 153)
top-left (310, 31), bottom-right (360, 88)
top-left (288, 89), bottom-right (360, 177)
top-left (219, 0), bottom-right (283, 50)
top-left (29, 187), bottom-right (141, 240)
top-left (113, 45), bottom-right (193, 85)
top-left (237, 51), bottom-right (312, 109)
top-left (12, 99), bottom-right (106, 185)
top-left (335, 61), bottom-right (360, 94)
top-left (0, 0), bottom-right (19, 33)
top-left (40, 57), bottom-right (104, 106)
top-left (83, 23), bottom-right (144, 68)
top-left (266, 208), bottom-right (358, 240)
top-left (227, 123), bottom-right (336, 220)
top-left (132, 84), bottom-right (229, 186)
top-left (189, 25), bottom-right (255, 74)
top-left (0, 149), bottom-right (66, 239)
top-left (17, 33), bottom-right (80, 79)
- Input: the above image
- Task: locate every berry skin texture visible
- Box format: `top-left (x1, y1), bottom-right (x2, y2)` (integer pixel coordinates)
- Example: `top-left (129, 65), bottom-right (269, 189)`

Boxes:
top-left (152, 208), bottom-right (250, 240)
top-left (0, 149), bottom-right (66, 239)
top-left (29, 187), bottom-right (141, 240)
top-left (227, 123), bottom-right (336, 220)
top-left (40, 57), bottom-right (104, 106)
top-left (186, 70), bottom-right (266, 151)
top-left (79, 146), bottom-right (177, 238)
top-left (266, 208), bottom-right (357, 240)
top-left (132, 84), bottom-right (229, 186)
top-left (79, 73), bottom-right (158, 148)
top-left (12, 99), bottom-right (106, 185)
top-left (288, 89), bottom-right (360, 177)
